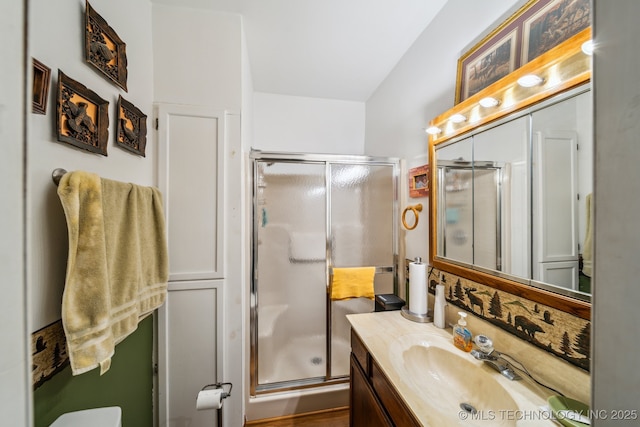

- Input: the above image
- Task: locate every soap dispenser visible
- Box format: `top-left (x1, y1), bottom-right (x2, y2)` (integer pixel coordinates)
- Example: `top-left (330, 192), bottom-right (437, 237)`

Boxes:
top-left (453, 312), bottom-right (473, 352)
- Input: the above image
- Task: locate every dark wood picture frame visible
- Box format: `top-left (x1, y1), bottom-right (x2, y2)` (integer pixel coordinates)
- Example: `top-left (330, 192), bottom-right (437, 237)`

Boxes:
top-left (56, 70), bottom-right (109, 156)
top-left (32, 58), bottom-right (51, 114)
top-left (85, 1), bottom-right (128, 91)
top-left (116, 95), bottom-right (147, 156)
top-left (409, 164), bottom-right (429, 198)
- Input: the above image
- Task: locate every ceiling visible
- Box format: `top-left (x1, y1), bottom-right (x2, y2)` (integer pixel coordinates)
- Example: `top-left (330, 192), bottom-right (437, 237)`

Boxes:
top-left (151, 0), bottom-right (449, 101)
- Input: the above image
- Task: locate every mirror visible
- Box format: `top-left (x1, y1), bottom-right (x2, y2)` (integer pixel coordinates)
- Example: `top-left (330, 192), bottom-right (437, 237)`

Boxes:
top-left (435, 88), bottom-right (591, 302)
top-left (428, 30), bottom-right (592, 319)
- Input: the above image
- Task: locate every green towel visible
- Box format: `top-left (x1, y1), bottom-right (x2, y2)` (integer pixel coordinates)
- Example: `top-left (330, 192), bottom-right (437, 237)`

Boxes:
top-left (58, 171), bottom-right (168, 375)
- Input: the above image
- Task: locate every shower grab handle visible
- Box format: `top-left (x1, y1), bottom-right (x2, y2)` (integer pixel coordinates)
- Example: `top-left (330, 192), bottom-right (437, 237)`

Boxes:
top-left (402, 204), bottom-right (423, 230)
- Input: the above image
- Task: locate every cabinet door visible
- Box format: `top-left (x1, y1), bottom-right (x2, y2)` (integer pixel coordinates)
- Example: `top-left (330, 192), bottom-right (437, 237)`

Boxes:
top-left (158, 280), bottom-right (224, 427)
top-left (157, 104), bottom-right (225, 281)
top-left (350, 355), bottom-right (392, 427)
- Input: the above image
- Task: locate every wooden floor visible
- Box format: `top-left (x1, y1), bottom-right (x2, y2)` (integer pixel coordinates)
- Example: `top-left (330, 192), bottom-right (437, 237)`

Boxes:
top-left (245, 407), bottom-right (349, 427)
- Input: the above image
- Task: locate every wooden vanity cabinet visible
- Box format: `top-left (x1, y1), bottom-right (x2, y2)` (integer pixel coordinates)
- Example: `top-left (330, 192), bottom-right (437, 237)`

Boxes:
top-left (350, 330), bottom-right (421, 427)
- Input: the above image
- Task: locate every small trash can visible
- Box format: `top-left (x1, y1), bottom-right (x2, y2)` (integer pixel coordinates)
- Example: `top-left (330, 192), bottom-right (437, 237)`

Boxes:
top-left (374, 294), bottom-right (405, 312)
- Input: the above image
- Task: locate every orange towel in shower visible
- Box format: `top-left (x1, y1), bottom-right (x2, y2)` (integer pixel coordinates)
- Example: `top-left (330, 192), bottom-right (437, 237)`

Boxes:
top-left (330, 267), bottom-right (376, 300)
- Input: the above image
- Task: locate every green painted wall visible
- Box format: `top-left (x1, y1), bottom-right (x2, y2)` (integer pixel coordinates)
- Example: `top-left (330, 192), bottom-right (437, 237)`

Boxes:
top-left (34, 316), bottom-right (154, 427)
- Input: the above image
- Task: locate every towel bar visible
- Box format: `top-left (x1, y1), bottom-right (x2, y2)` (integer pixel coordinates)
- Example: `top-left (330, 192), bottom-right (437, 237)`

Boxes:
top-left (329, 266), bottom-right (393, 275)
top-left (52, 168), bottom-right (68, 186)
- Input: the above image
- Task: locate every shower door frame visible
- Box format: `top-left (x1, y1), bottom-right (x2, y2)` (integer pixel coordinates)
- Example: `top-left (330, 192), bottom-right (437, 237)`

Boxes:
top-left (436, 160), bottom-right (505, 271)
top-left (249, 149), bottom-right (400, 396)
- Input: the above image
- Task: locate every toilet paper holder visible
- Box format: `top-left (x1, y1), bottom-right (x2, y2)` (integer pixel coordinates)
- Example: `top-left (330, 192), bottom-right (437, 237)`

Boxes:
top-left (201, 382), bottom-right (233, 400)
top-left (198, 382), bottom-right (232, 426)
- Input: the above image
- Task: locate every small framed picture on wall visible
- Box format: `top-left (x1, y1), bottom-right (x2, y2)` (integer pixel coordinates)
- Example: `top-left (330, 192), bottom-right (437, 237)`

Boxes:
top-left (409, 165), bottom-right (429, 198)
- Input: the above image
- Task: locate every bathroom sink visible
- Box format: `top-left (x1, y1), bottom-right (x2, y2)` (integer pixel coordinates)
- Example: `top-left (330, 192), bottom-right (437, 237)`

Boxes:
top-left (389, 333), bottom-right (544, 426)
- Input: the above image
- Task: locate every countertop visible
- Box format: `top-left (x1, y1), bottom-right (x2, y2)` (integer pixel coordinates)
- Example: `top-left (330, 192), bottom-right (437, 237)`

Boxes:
top-left (347, 311), bottom-right (560, 426)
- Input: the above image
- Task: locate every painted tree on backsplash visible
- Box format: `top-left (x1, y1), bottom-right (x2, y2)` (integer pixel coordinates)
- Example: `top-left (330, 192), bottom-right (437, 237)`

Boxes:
top-left (53, 343), bottom-right (63, 368)
top-left (560, 332), bottom-right (573, 356)
top-left (573, 323), bottom-right (591, 358)
top-left (441, 272), bottom-right (591, 372)
top-left (454, 279), bottom-right (465, 301)
top-left (489, 291), bottom-right (503, 319)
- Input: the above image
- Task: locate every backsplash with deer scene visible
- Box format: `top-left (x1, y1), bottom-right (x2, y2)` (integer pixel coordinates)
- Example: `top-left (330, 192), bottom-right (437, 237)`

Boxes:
top-left (405, 261), bottom-right (591, 371)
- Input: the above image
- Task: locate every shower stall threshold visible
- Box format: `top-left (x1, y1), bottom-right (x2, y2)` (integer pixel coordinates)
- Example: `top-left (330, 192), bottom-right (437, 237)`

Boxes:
top-left (246, 382), bottom-right (349, 422)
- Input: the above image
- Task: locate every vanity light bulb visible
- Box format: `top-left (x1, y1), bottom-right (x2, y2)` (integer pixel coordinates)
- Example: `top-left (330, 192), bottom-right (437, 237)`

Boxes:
top-left (479, 97), bottom-right (500, 108)
top-left (581, 40), bottom-right (594, 56)
top-left (425, 126), bottom-right (442, 135)
top-left (449, 113), bottom-right (467, 124)
top-left (517, 74), bottom-right (544, 88)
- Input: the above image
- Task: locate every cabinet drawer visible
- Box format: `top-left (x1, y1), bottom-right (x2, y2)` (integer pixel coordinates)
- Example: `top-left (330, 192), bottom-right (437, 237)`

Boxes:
top-left (351, 329), bottom-right (369, 374)
top-left (370, 359), bottom-right (420, 427)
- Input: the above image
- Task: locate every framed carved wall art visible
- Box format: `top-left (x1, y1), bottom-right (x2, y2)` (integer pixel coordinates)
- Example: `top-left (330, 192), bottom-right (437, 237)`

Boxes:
top-left (56, 70), bottom-right (109, 156)
top-left (32, 58), bottom-right (51, 115)
top-left (85, 1), bottom-right (128, 91)
top-left (116, 95), bottom-right (147, 156)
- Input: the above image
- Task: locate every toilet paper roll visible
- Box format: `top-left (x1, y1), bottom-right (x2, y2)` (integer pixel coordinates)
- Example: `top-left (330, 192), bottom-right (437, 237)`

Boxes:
top-left (196, 388), bottom-right (224, 410)
top-left (408, 261), bottom-right (427, 315)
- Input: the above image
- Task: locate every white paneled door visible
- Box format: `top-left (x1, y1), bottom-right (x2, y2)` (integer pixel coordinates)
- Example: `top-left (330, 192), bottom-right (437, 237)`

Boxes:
top-left (156, 104), bottom-right (227, 427)
top-left (533, 130), bottom-right (579, 290)
top-left (157, 104), bottom-right (225, 282)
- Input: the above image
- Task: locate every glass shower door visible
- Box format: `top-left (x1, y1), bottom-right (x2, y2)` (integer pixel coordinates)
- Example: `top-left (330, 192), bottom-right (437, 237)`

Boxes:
top-left (328, 163), bottom-right (396, 378)
top-left (251, 153), bottom-right (398, 394)
top-left (254, 161), bottom-right (327, 387)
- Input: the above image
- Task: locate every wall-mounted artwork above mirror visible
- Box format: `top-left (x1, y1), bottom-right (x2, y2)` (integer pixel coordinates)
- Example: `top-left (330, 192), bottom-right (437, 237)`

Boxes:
top-left (428, 29), bottom-right (591, 319)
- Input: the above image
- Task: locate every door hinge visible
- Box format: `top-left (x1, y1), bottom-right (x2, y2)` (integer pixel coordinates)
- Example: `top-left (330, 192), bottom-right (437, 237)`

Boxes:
top-left (153, 363), bottom-right (159, 375)
top-left (155, 118), bottom-right (159, 130)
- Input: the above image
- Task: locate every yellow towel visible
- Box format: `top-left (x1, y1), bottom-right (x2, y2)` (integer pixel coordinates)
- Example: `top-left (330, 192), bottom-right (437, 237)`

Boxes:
top-left (330, 267), bottom-right (376, 300)
top-left (57, 171), bottom-right (168, 375)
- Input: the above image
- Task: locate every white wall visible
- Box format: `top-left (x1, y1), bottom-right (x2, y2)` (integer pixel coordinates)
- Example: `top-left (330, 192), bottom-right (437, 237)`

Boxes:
top-left (253, 92), bottom-right (365, 154)
top-left (28, 0), bottom-right (155, 330)
top-left (365, 0), bottom-right (523, 262)
top-left (593, 1), bottom-right (640, 423)
top-left (241, 17), bottom-right (254, 421)
top-left (153, 5), bottom-right (242, 111)
top-left (153, 5), bottom-right (245, 425)
top-left (0, 1), bottom-right (29, 425)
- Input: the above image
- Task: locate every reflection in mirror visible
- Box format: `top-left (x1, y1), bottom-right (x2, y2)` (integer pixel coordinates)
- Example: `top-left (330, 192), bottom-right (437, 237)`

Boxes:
top-left (433, 87), bottom-right (592, 300)
top-left (436, 138), bottom-right (472, 266)
top-left (531, 91), bottom-right (592, 294)
top-left (473, 116), bottom-right (529, 278)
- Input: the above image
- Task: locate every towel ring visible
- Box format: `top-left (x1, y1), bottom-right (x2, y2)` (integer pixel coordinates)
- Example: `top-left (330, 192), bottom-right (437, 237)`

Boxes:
top-left (402, 204), bottom-right (423, 230)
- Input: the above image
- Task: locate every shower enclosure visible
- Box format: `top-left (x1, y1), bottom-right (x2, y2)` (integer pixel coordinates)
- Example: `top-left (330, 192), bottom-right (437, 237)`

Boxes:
top-left (250, 150), bottom-right (399, 396)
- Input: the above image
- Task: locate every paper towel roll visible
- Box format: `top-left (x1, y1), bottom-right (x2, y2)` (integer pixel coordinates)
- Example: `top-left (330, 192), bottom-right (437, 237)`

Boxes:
top-left (196, 388), bottom-right (223, 410)
top-left (408, 261), bottom-right (427, 315)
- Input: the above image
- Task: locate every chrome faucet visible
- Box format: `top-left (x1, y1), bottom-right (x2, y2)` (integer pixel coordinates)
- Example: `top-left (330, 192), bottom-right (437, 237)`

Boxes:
top-left (470, 335), bottom-right (568, 396)
top-left (470, 335), bottom-right (522, 381)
